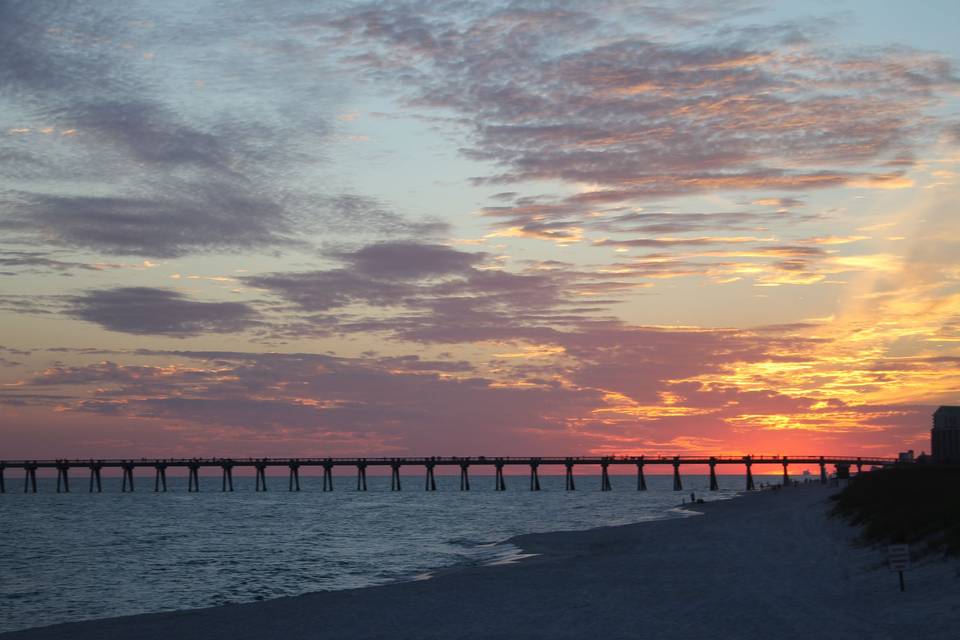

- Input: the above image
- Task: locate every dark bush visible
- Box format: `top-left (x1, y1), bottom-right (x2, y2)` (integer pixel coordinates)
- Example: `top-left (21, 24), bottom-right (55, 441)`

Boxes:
top-left (830, 465), bottom-right (960, 556)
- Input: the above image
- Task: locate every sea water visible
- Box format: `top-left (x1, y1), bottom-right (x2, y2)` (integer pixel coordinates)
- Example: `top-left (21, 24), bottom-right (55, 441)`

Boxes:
top-left (0, 472), bottom-right (764, 633)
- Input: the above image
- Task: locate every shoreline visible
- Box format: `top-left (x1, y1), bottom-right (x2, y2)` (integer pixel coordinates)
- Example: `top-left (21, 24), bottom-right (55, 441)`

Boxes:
top-left (4, 485), bottom-right (959, 639)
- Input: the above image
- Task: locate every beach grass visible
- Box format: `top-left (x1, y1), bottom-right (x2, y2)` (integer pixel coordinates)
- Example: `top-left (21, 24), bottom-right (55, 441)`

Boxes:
top-left (830, 464), bottom-right (960, 556)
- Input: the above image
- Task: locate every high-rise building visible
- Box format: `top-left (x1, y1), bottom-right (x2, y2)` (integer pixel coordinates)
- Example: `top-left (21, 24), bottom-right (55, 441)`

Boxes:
top-left (931, 406), bottom-right (960, 463)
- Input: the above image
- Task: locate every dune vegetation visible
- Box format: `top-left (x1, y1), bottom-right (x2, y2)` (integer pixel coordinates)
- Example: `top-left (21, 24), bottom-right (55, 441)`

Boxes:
top-left (830, 465), bottom-right (960, 556)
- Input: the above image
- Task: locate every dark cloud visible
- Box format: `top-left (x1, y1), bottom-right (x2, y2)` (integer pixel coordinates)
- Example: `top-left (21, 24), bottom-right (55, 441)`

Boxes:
top-left (0, 346), bottom-right (32, 356)
top-left (335, 241), bottom-right (485, 279)
top-left (0, 345), bottom-right (29, 368)
top-left (3, 189), bottom-right (295, 258)
top-left (374, 355), bottom-right (474, 372)
top-left (70, 287), bottom-right (261, 337)
top-left (0, 1), bottom-right (117, 96)
top-left (0, 250), bottom-right (113, 275)
top-left (245, 269), bottom-right (413, 312)
top-left (63, 99), bottom-right (238, 170)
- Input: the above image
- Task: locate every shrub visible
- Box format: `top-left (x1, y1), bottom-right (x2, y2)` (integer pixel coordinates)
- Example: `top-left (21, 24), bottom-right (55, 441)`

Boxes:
top-left (830, 465), bottom-right (960, 556)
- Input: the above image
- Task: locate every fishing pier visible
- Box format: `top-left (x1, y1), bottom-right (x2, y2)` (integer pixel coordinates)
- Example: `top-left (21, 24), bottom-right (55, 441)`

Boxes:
top-left (0, 455), bottom-right (896, 493)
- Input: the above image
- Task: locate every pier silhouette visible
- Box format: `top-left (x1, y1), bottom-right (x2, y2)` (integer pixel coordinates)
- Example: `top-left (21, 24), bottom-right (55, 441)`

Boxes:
top-left (0, 455), bottom-right (894, 493)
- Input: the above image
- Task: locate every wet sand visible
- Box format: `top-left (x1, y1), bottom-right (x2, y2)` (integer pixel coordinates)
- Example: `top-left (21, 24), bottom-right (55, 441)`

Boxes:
top-left (4, 484), bottom-right (959, 639)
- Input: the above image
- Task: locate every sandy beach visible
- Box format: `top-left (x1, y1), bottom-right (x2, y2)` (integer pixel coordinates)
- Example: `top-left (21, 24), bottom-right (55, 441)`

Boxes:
top-left (4, 484), bottom-right (958, 640)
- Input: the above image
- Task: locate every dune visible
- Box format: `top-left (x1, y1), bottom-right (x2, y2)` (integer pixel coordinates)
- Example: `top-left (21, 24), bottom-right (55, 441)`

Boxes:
top-left (4, 484), bottom-right (958, 639)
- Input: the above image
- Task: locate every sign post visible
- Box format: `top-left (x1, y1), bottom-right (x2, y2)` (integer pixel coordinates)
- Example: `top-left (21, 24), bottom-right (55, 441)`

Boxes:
top-left (887, 544), bottom-right (910, 592)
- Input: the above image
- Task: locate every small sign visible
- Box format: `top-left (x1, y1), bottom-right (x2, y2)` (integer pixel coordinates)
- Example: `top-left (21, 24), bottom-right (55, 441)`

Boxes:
top-left (888, 544), bottom-right (911, 572)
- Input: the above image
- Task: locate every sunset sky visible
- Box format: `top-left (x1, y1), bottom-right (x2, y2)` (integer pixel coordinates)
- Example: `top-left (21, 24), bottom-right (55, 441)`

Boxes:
top-left (2, 0), bottom-right (959, 461)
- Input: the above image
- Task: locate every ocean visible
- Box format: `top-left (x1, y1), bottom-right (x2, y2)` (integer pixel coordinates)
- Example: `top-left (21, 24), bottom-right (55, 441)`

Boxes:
top-left (0, 472), bottom-right (759, 633)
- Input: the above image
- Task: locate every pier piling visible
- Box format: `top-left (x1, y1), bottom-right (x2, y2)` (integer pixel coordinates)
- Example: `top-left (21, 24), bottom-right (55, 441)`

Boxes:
top-left (600, 461), bottom-right (612, 491)
top-left (356, 462), bottom-right (368, 491)
top-left (636, 460), bottom-right (647, 491)
top-left (709, 457), bottom-right (719, 491)
top-left (390, 462), bottom-right (402, 491)
top-left (781, 460), bottom-right (790, 486)
top-left (121, 462), bottom-right (135, 492)
top-left (744, 456), bottom-right (755, 491)
top-left (255, 462), bottom-right (268, 491)
top-left (672, 457), bottom-right (682, 491)
top-left (24, 463), bottom-right (37, 493)
top-left (188, 461), bottom-right (201, 492)
top-left (495, 461), bottom-right (506, 491)
top-left (288, 461), bottom-right (301, 491)
top-left (529, 461), bottom-right (540, 491)
top-left (89, 463), bottom-right (103, 493)
top-left (459, 463), bottom-right (470, 491)
top-left (0, 463), bottom-right (5, 493)
top-left (322, 463), bottom-right (334, 491)
top-left (56, 460), bottom-right (70, 493)
top-left (565, 461), bottom-right (575, 490)
top-left (154, 463), bottom-right (168, 492)
top-left (424, 462), bottom-right (436, 491)
top-left (819, 457), bottom-right (827, 484)
top-left (220, 462), bottom-right (233, 492)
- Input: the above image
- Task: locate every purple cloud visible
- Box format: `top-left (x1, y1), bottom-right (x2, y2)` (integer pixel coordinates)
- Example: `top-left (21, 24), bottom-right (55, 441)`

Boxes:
top-left (335, 241), bottom-right (485, 279)
top-left (71, 287), bottom-right (261, 337)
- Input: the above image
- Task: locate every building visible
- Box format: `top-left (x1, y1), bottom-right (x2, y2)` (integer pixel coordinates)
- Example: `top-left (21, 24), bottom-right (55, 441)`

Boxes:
top-left (931, 406), bottom-right (960, 463)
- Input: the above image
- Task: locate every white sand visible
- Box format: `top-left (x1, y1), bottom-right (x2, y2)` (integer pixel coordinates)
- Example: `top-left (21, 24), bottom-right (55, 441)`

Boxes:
top-left (4, 484), bottom-right (959, 639)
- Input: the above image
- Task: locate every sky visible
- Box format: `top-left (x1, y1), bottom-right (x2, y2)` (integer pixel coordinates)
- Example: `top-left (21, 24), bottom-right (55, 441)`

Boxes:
top-left (1, 0), bottom-right (959, 462)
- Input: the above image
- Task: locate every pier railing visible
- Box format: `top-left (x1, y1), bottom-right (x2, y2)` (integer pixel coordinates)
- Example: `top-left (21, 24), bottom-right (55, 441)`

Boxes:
top-left (0, 455), bottom-right (898, 494)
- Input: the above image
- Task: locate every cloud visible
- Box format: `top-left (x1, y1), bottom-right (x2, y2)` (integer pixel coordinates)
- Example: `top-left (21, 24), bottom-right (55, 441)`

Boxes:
top-left (750, 197), bottom-right (805, 209)
top-left (0, 2), bottom-right (115, 96)
top-left (70, 287), bottom-right (261, 336)
top-left (312, 195), bottom-right (449, 238)
top-left (593, 235), bottom-right (773, 248)
top-left (587, 210), bottom-right (771, 235)
top-left (0, 250), bottom-right (115, 275)
top-left (334, 241), bottom-right (485, 279)
top-left (243, 240), bottom-right (594, 342)
top-left (5, 315), bottom-right (943, 457)
top-left (629, 0), bottom-right (762, 27)
top-left (4, 295), bottom-right (954, 456)
top-left (0, 2), bottom-right (447, 259)
top-left (319, 1), bottom-right (957, 229)
top-left (3, 351), bottom-right (605, 453)
top-left (2, 189), bottom-right (296, 258)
